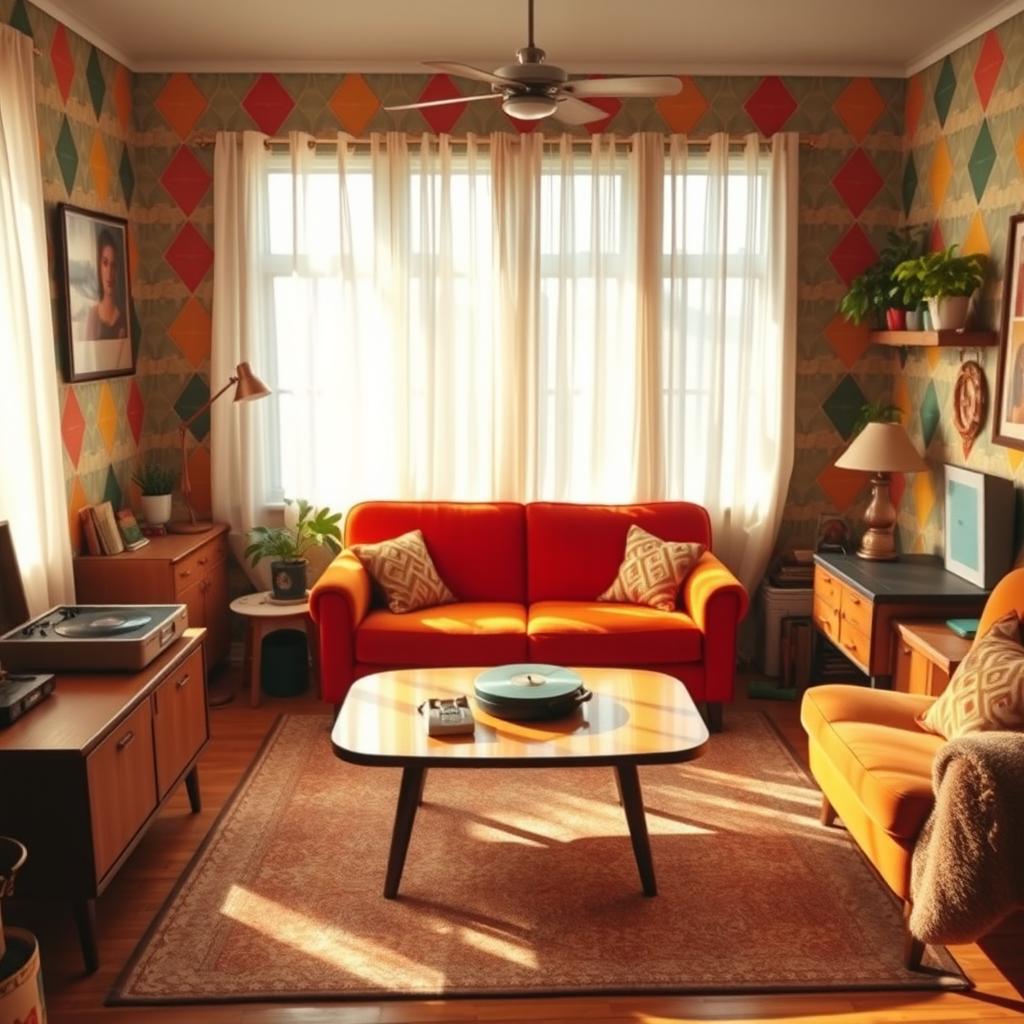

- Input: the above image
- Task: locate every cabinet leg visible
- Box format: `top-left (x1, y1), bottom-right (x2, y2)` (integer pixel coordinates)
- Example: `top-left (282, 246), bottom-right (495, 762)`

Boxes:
top-left (73, 898), bottom-right (99, 974)
top-left (705, 701), bottom-right (724, 733)
top-left (185, 765), bottom-right (202, 813)
top-left (250, 623), bottom-right (263, 708)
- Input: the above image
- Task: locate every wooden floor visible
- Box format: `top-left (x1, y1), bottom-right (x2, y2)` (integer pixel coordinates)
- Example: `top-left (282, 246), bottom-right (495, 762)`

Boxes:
top-left (9, 670), bottom-right (1023, 1024)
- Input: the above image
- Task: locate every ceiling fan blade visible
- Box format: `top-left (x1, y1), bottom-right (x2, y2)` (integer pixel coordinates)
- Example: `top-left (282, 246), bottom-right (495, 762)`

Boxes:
top-left (423, 60), bottom-right (520, 88)
top-left (564, 76), bottom-right (683, 99)
top-left (384, 93), bottom-right (504, 112)
top-left (551, 96), bottom-right (609, 125)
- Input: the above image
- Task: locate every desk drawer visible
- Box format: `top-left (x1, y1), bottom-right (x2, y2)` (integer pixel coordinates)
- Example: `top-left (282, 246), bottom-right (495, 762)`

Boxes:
top-left (837, 619), bottom-right (871, 671)
top-left (813, 595), bottom-right (839, 642)
top-left (814, 566), bottom-right (841, 609)
top-left (840, 585), bottom-right (873, 635)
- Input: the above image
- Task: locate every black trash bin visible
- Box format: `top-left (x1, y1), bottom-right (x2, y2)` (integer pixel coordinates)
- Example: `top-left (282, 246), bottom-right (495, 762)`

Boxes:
top-left (261, 629), bottom-right (309, 697)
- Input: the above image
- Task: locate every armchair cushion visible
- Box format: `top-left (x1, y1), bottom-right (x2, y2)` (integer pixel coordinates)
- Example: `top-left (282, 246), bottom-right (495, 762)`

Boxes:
top-left (598, 524), bottom-right (704, 611)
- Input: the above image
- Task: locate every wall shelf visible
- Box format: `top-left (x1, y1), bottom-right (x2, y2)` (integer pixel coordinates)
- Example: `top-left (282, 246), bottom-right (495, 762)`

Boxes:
top-left (869, 330), bottom-right (998, 348)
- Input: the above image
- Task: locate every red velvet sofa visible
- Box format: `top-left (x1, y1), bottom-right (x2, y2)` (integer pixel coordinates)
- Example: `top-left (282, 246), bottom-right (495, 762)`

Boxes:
top-left (309, 501), bottom-right (748, 729)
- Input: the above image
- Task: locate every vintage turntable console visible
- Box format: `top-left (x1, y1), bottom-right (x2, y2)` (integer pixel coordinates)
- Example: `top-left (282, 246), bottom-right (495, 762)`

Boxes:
top-left (0, 604), bottom-right (187, 672)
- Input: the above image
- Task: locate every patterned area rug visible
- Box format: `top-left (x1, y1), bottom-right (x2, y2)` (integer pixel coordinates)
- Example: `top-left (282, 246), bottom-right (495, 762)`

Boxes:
top-left (111, 712), bottom-right (968, 1004)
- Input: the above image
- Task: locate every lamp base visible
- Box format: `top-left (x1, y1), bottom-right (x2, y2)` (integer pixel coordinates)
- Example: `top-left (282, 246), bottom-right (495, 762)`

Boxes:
top-left (856, 526), bottom-right (898, 561)
top-left (167, 520), bottom-right (214, 535)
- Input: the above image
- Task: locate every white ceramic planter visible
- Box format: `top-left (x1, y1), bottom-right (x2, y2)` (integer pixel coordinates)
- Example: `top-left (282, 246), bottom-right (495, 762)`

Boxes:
top-left (927, 295), bottom-right (971, 331)
top-left (140, 493), bottom-right (172, 526)
top-left (0, 928), bottom-right (46, 1024)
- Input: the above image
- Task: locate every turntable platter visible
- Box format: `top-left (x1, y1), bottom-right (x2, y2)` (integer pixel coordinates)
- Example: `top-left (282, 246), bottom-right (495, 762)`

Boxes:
top-left (55, 613), bottom-right (153, 638)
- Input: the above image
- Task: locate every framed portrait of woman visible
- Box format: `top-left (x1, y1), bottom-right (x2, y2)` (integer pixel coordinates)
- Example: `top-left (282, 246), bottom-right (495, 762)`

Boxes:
top-left (994, 212), bottom-right (1024, 450)
top-left (57, 204), bottom-right (134, 382)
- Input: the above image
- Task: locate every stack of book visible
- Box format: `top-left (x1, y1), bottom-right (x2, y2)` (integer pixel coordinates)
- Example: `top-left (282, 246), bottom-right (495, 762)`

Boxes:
top-left (79, 503), bottom-right (150, 555)
top-left (769, 549), bottom-right (814, 588)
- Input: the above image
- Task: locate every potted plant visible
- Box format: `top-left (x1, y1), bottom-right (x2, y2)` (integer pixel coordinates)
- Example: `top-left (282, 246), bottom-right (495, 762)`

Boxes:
top-left (893, 245), bottom-right (987, 331)
top-left (839, 230), bottom-right (925, 330)
top-left (245, 499), bottom-right (343, 601)
top-left (132, 457), bottom-right (176, 527)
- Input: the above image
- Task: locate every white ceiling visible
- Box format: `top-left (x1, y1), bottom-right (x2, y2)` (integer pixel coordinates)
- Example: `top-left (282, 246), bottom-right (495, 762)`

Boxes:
top-left (33, 0), bottom-right (1024, 77)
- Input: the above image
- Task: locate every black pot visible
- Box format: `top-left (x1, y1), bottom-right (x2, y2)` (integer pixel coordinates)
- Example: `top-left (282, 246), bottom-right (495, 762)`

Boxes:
top-left (270, 560), bottom-right (307, 602)
top-left (474, 685), bottom-right (592, 721)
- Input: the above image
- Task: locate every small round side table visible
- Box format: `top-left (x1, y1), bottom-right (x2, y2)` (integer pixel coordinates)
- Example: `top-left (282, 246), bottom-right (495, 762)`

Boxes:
top-left (229, 592), bottom-right (320, 707)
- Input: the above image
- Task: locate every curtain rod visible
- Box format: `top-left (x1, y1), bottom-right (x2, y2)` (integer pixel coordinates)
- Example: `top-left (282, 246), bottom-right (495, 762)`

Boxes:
top-left (189, 131), bottom-right (818, 150)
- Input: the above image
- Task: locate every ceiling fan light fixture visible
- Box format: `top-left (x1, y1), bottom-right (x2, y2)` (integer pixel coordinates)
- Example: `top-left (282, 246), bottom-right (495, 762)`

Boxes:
top-left (502, 93), bottom-right (558, 120)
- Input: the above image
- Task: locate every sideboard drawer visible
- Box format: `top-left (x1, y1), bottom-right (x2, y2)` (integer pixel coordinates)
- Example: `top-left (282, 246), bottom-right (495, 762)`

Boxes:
top-left (813, 595), bottom-right (839, 642)
top-left (814, 566), bottom-right (841, 609)
top-left (840, 585), bottom-right (873, 635)
top-left (173, 533), bottom-right (228, 597)
top-left (837, 620), bottom-right (871, 672)
top-left (153, 647), bottom-right (208, 798)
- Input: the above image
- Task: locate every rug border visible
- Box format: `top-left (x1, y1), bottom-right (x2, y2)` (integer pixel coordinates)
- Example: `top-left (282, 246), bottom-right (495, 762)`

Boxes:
top-left (107, 708), bottom-right (971, 1006)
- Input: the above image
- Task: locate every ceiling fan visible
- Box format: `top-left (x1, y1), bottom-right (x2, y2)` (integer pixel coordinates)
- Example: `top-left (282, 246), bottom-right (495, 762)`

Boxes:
top-left (385, 0), bottom-right (682, 125)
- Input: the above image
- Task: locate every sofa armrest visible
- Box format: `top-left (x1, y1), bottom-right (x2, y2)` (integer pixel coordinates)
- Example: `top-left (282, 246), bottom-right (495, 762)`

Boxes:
top-left (682, 553), bottom-right (749, 703)
top-left (308, 550), bottom-right (373, 704)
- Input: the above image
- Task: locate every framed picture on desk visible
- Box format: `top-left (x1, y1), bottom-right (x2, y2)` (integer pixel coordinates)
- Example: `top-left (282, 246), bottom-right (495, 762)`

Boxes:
top-left (943, 465), bottom-right (1013, 588)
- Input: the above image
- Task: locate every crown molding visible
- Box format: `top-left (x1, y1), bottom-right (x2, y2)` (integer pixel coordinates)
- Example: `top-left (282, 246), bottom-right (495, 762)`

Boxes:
top-left (904, 0), bottom-right (1024, 76)
top-left (29, 0), bottom-right (134, 67)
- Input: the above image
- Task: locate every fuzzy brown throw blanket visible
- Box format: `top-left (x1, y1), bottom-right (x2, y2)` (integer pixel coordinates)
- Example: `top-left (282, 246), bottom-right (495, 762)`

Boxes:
top-left (910, 731), bottom-right (1024, 944)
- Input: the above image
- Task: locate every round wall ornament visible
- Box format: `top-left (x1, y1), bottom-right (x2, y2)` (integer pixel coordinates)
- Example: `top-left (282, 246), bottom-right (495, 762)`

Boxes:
top-left (952, 360), bottom-right (986, 458)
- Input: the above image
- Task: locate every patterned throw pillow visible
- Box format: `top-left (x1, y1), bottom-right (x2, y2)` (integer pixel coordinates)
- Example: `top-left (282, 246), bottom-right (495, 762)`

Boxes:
top-left (598, 524), bottom-right (705, 612)
top-left (351, 529), bottom-right (456, 614)
top-left (919, 612), bottom-right (1024, 740)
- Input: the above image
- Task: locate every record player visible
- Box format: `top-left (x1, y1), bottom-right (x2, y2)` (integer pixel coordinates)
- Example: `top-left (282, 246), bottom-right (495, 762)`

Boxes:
top-left (0, 604), bottom-right (187, 673)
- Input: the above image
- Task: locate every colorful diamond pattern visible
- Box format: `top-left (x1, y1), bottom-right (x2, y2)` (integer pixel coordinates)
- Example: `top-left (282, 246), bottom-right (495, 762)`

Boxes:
top-left (828, 224), bottom-right (876, 286)
top-left (86, 47), bottom-right (106, 120)
top-left (929, 137), bottom-right (953, 209)
top-left (824, 314), bottom-right (871, 370)
top-left (929, 221), bottom-right (946, 254)
top-left (968, 120), bottom-right (997, 202)
top-left (127, 379), bottom-right (145, 446)
top-left (9, 0), bottom-right (32, 37)
top-left (416, 75), bottom-right (467, 135)
top-left (822, 374), bottom-right (867, 440)
top-left (933, 56), bottom-right (956, 128)
top-left (89, 133), bottom-right (110, 202)
top-left (119, 145), bottom-right (135, 206)
top-left (901, 155), bottom-right (918, 216)
top-left (914, 471), bottom-right (936, 529)
top-left (743, 76), bottom-right (797, 136)
top-left (243, 73), bottom-right (295, 135)
top-left (165, 223), bottom-right (214, 293)
top-left (963, 211), bottom-right (990, 256)
top-left (582, 94), bottom-right (621, 135)
top-left (155, 74), bottom-right (208, 140)
top-left (187, 444), bottom-right (212, 518)
top-left (329, 74), bottom-right (380, 136)
top-left (905, 74), bottom-right (924, 140)
top-left (920, 380), bottom-right (940, 449)
top-left (97, 383), bottom-right (118, 453)
top-left (832, 148), bottom-right (883, 217)
top-left (817, 463), bottom-right (869, 512)
top-left (175, 375), bottom-right (211, 442)
top-left (113, 65), bottom-right (132, 133)
top-left (161, 146), bottom-right (212, 215)
top-left (50, 24), bottom-right (74, 105)
top-left (55, 116), bottom-right (78, 194)
top-left (61, 390), bottom-right (86, 468)
top-left (833, 78), bottom-right (885, 142)
top-left (68, 476), bottom-right (88, 555)
top-left (102, 465), bottom-right (123, 511)
top-left (168, 298), bottom-right (212, 368)
top-left (656, 76), bottom-right (708, 134)
top-left (973, 31), bottom-right (1004, 111)
top-left (890, 472), bottom-right (907, 514)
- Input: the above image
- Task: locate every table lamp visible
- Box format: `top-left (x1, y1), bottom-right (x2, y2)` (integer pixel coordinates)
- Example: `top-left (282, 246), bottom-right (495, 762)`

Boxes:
top-left (168, 361), bottom-right (271, 534)
top-left (834, 421), bottom-right (926, 561)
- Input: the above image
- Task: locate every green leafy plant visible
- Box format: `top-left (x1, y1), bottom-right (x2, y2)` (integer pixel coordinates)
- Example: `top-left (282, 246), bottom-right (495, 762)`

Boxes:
top-left (244, 499), bottom-right (343, 566)
top-left (851, 401), bottom-right (903, 436)
top-left (892, 245), bottom-right (987, 299)
top-left (132, 458), bottom-right (176, 496)
top-left (838, 229), bottom-right (927, 324)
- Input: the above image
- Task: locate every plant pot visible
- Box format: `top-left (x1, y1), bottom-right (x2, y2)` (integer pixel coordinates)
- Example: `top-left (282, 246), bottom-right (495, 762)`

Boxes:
top-left (270, 559), bottom-right (308, 602)
top-left (140, 493), bottom-right (172, 526)
top-left (885, 308), bottom-right (907, 330)
top-left (927, 295), bottom-right (971, 331)
top-left (906, 308), bottom-right (923, 331)
top-left (0, 928), bottom-right (45, 1024)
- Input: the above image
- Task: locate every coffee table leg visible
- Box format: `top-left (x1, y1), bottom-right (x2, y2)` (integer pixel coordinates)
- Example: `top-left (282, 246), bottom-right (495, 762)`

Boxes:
top-left (417, 767), bottom-right (428, 806)
top-left (615, 764), bottom-right (657, 897)
top-left (384, 765), bottom-right (425, 899)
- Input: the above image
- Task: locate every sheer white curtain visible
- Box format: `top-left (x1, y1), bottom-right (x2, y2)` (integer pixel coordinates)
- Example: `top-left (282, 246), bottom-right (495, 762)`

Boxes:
top-left (662, 133), bottom-right (797, 589)
top-left (0, 25), bottom-right (73, 612)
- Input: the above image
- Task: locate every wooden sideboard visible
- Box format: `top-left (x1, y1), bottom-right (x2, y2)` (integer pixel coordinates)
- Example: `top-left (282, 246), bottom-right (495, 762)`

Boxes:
top-left (812, 553), bottom-right (988, 687)
top-left (892, 620), bottom-right (973, 697)
top-left (73, 525), bottom-right (230, 669)
top-left (0, 630), bottom-right (209, 972)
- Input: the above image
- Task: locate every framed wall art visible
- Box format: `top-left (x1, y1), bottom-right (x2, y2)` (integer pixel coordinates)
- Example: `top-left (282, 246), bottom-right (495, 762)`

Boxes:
top-left (57, 204), bottom-right (134, 383)
top-left (943, 464), bottom-right (1014, 588)
top-left (994, 212), bottom-right (1024, 450)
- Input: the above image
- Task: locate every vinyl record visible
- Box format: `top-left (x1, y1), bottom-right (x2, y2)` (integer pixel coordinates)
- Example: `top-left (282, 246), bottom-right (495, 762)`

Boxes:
top-left (55, 613), bottom-right (153, 638)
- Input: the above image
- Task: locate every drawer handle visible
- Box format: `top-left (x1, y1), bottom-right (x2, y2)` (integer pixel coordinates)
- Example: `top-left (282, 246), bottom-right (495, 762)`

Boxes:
top-left (198, 557), bottom-right (208, 565)
top-left (821, 574), bottom-right (832, 583)
top-left (843, 641), bottom-right (857, 652)
top-left (179, 569), bottom-right (192, 578)
top-left (176, 673), bottom-right (190, 690)
top-left (116, 730), bottom-right (135, 752)
top-left (817, 618), bottom-right (832, 632)
top-left (848, 596), bottom-right (861, 606)
top-left (903, 646), bottom-right (911, 655)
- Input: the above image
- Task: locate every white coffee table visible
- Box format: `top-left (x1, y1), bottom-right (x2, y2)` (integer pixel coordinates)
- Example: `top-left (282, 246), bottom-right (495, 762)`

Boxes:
top-left (229, 592), bottom-right (318, 706)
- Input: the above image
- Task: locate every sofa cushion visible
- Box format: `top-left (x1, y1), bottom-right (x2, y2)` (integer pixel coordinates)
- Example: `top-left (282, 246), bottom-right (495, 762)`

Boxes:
top-left (526, 502), bottom-right (712, 603)
top-left (356, 602), bottom-right (527, 666)
top-left (351, 529), bottom-right (455, 614)
top-left (346, 502), bottom-right (526, 603)
top-left (527, 601), bottom-right (702, 665)
top-left (599, 524), bottom-right (705, 611)
top-left (919, 611), bottom-right (1024, 739)
top-left (801, 685), bottom-right (942, 840)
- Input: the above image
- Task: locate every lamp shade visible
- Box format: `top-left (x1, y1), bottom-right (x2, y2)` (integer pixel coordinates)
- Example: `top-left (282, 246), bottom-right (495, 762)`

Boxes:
top-left (834, 421), bottom-right (926, 474)
top-left (233, 361), bottom-right (271, 402)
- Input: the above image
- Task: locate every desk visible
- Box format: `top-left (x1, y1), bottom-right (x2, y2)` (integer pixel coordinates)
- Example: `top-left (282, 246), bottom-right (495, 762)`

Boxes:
top-left (812, 553), bottom-right (988, 687)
